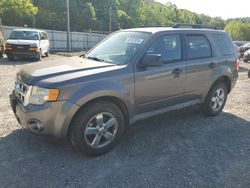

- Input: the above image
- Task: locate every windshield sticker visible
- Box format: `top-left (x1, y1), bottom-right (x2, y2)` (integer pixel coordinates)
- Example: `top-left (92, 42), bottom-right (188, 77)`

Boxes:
top-left (125, 38), bottom-right (144, 44)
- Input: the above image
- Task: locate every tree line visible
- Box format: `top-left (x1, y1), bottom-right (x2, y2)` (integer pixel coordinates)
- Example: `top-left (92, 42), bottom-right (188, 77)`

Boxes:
top-left (0, 0), bottom-right (250, 40)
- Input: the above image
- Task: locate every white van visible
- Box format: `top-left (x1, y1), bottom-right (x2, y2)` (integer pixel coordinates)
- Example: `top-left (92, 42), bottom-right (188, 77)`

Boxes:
top-left (5, 29), bottom-right (50, 61)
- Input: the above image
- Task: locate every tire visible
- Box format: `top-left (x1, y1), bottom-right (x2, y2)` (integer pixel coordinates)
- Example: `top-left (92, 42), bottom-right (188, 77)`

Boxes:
top-left (7, 55), bottom-right (14, 61)
top-left (0, 51), bottom-right (3, 58)
top-left (243, 59), bottom-right (247, 63)
top-left (45, 51), bottom-right (49, 57)
top-left (0, 46), bottom-right (3, 58)
top-left (35, 49), bottom-right (42, 61)
top-left (202, 82), bottom-right (228, 116)
top-left (69, 101), bottom-right (125, 156)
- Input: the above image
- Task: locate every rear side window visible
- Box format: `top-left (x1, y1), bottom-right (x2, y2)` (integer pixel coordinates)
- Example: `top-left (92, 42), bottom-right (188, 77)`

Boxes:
top-left (212, 33), bottom-right (234, 56)
top-left (186, 35), bottom-right (212, 59)
top-left (41, 32), bottom-right (48, 40)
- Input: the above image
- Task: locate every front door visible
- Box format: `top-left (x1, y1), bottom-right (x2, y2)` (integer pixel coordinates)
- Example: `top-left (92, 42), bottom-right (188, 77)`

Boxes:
top-left (134, 34), bottom-right (187, 114)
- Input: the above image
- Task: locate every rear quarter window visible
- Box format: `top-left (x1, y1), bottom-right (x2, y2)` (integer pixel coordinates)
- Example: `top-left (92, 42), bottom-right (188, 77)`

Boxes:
top-left (212, 33), bottom-right (234, 56)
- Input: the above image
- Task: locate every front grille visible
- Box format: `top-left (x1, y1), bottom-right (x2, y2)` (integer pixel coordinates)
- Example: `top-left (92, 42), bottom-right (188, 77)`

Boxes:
top-left (12, 44), bottom-right (30, 52)
top-left (15, 79), bottom-right (31, 106)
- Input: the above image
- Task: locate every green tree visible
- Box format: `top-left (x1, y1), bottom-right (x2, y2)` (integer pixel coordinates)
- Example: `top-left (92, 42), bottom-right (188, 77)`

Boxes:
top-left (224, 21), bottom-right (250, 41)
top-left (0, 0), bottom-right (38, 27)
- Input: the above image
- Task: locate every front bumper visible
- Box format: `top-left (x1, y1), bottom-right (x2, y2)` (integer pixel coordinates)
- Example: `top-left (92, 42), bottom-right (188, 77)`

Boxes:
top-left (9, 92), bottom-right (79, 139)
top-left (5, 49), bottom-right (39, 58)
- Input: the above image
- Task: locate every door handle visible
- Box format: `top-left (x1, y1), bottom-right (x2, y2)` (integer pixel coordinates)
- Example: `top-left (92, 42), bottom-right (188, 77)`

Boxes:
top-left (172, 68), bottom-right (182, 75)
top-left (208, 63), bottom-right (215, 69)
top-left (172, 68), bottom-right (182, 78)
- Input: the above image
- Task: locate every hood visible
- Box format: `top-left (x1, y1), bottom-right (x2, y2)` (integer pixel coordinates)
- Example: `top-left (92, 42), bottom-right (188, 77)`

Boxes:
top-left (17, 56), bottom-right (124, 87)
top-left (6, 39), bottom-right (39, 46)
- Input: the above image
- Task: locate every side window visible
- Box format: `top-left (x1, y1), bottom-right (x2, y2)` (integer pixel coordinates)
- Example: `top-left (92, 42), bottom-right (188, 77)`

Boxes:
top-left (44, 32), bottom-right (48, 40)
top-left (186, 35), bottom-right (212, 59)
top-left (212, 33), bottom-right (234, 56)
top-left (41, 32), bottom-right (48, 40)
top-left (146, 35), bottom-right (182, 62)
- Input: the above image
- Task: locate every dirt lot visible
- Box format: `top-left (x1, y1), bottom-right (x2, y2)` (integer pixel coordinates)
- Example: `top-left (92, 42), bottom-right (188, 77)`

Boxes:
top-left (0, 55), bottom-right (250, 188)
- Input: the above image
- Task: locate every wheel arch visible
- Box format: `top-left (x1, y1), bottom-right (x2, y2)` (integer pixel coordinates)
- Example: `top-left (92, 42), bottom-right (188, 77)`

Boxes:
top-left (211, 75), bottom-right (231, 94)
top-left (66, 95), bottom-right (131, 138)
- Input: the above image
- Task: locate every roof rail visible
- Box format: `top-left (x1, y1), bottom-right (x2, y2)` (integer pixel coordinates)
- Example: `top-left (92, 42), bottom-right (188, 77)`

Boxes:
top-left (173, 23), bottom-right (217, 30)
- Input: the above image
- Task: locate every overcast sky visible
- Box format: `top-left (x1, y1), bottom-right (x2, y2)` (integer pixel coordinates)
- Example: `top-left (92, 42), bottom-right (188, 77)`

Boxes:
top-left (155, 0), bottom-right (250, 19)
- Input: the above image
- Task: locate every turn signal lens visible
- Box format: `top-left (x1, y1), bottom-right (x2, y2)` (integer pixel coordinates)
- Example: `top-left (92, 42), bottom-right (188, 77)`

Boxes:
top-left (48, 89), bottom-right (59, 101)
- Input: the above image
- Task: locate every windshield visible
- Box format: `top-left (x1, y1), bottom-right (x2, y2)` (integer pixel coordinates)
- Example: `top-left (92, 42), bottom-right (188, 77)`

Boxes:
top-left (9, 31), bottom-right (39, 40)
top-left (86, 31), bottom-right (150, 65)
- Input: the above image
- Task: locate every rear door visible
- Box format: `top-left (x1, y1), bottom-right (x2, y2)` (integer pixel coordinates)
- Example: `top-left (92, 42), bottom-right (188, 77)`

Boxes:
top-left (184, 33), bottom-right (215, 100)
top-left (134, 33), bottom-right (187, 114)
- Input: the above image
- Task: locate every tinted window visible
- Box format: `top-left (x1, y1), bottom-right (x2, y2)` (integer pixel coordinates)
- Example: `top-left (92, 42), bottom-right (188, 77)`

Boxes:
top-left (146, 35), bottom-right (182, 62)
top-left (41, 32), bottom-right (48, 40)
top-left (212, 33), bottom-right (234, 56)
top-left (186, 35), bottom-right (211, 59)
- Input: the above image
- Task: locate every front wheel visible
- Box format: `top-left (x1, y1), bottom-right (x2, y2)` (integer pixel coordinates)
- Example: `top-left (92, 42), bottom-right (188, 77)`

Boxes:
top-left (69, 101), bottom-right (125, 156)
top-left (202, 83), bottom-right (228, 116)
top-left (7, 55), bottom-right (14, 61)
top-left (35, 49), bottom-right (42, 61)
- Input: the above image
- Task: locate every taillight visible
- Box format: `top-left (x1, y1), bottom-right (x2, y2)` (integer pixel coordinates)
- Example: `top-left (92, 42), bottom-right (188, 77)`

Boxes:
top-left (236, 58), bottom-right (240, 71)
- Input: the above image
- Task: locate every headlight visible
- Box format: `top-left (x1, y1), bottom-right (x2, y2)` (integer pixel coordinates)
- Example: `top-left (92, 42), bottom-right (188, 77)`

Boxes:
top-left (30, 44), bottom-right (38, 48)
top-left (29, 44), bottom-right (38, 51)
top-left (29, 86), bottom-right (59, 105)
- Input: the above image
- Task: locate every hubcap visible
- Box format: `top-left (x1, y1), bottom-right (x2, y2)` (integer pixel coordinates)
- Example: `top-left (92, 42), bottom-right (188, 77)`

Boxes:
top-left (84, 112), bottom-right (118, 148)
top-left (211, 88), bottom-right (225, 111)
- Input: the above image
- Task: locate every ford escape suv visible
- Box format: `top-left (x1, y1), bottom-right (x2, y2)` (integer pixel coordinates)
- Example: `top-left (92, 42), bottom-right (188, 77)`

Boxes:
top-left (10, 25), bottom-right (239, 155)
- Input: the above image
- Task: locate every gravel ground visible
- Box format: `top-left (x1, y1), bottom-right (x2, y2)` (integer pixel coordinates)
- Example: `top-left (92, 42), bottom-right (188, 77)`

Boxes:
top-left (0, 56), bottom-right (250, 188)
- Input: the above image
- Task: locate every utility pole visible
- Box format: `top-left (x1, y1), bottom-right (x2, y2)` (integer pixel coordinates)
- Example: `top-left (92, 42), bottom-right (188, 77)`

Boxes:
top-left (109, 6), bottom-right (112, 33)
top-left (65, 0), bottom-right (70, 52)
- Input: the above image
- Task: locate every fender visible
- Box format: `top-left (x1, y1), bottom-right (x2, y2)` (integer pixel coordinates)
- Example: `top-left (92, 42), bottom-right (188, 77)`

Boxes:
top-left (68, 79), bottom-right (134, 119)
top-left (202, 65), bottom-right (234, 99)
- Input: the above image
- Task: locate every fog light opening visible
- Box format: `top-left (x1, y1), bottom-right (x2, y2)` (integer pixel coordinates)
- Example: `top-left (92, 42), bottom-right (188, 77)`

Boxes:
top-left (28, 119), bottom-right (44, 132)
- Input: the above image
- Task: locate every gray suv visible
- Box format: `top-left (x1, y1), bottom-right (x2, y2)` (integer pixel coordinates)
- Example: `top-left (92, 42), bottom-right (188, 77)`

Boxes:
top-left (10, 26), bottom-right (239, 155)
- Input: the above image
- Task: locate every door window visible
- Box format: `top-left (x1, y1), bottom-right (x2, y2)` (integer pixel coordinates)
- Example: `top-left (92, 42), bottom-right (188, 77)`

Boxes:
top-left (186, 35), bottom-right (212, 59)
top-left (146, 35), bottom-right (182, 62)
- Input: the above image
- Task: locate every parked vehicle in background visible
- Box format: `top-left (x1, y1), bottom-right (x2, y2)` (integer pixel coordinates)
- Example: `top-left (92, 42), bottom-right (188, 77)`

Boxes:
top-left (243, 49), bottom-right (250, 62)
top-left (5, 29), bottom-right (49, 61)
top-left (239, 43), bottom-right (250, 57)
top-left (10, 25), bottom-right (239, 156)
top-left (0, 30), bottom-right (5, 58)
top-left (235, 41), bottom-right (244, 47)
top-left (234, 43), bottom-right (240, 58)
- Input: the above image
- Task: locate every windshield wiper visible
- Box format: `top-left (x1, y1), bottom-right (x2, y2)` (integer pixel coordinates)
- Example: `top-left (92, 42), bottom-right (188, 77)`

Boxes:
top-left (87, 56), bottom-right (105, 62)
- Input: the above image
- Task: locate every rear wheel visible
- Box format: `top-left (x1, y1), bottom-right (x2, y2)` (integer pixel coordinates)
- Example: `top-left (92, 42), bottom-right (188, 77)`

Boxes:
top-left (45, 51), bottom-right (49, 57)
top-left (69, 101), bottom-right (125, 156)
top-left (202, 82), bottom-right (228, 116)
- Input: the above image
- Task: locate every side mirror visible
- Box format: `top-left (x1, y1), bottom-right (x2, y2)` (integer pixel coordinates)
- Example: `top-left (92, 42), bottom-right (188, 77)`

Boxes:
top-left (140, 54), bottom-right (163, 67)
